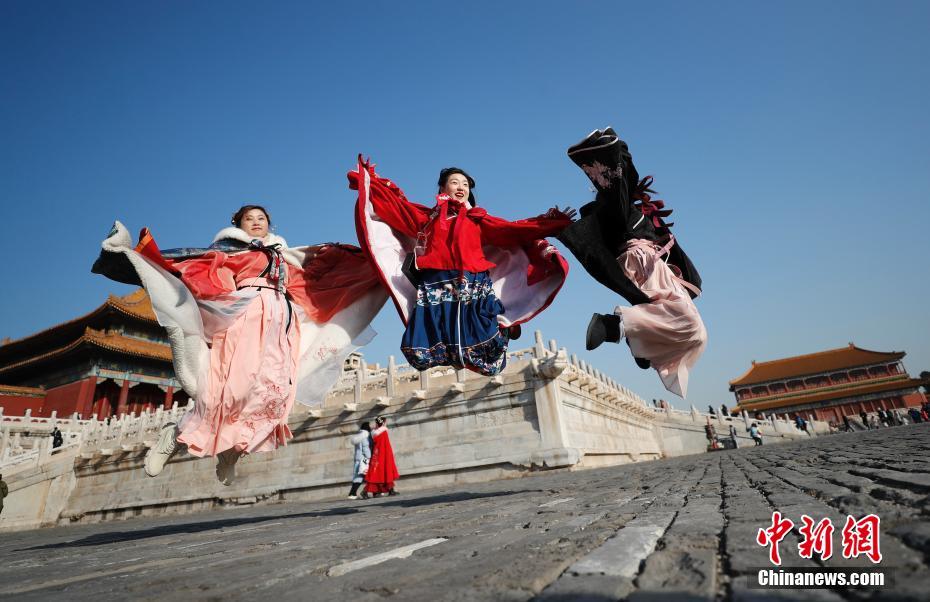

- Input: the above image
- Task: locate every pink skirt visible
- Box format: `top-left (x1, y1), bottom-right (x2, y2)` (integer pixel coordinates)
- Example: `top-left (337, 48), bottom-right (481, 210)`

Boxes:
top-left (178, 287), bottom-right (300, 457)
top-left (615, 239), bottom-right (707, 398)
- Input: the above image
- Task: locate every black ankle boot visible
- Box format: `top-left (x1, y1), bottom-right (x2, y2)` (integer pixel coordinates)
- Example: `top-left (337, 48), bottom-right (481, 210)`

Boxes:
top-left (634, 357), bottom-right (651, 369)
top-left (586, 313), bottom-right (622, 350)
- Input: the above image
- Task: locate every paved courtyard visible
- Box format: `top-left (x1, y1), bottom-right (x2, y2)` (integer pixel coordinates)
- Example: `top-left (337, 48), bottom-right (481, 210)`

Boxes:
top-left (1, 425), bottom-right (928, 601)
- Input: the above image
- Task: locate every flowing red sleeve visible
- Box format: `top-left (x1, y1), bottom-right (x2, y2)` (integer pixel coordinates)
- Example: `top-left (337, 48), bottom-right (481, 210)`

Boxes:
top-left (134, 228), bottom-right (237, 297)
top-left (287, 244), bottom-right (382, 324)
top-left (478, 210), bottom-right (573, 247)
top-left (347, 166), bottom-right (431, 238)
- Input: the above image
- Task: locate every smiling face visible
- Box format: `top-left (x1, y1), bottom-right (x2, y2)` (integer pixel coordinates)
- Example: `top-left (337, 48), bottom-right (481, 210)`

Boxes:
top-left (441, 173), bottom-right (471, 204)
top-left (239, 208), bottom-right (269, 239)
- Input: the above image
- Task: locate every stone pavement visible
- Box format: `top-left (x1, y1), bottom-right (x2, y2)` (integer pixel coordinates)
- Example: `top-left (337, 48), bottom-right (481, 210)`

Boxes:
top-left (1, 425), bottom-right (928, 601)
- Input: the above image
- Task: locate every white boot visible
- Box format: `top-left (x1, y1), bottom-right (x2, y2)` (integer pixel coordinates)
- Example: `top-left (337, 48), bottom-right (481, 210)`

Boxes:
top-left (144, 422), bottom-right (179, 477)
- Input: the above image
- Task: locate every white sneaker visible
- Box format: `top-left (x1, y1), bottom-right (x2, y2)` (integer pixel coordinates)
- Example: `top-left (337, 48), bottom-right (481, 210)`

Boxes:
top-left (144, 422), bottom-right (179, 477)
top-left (348, 495), bottom-right (358, 500)
top-left (216, 449), bottom-right (241, 486)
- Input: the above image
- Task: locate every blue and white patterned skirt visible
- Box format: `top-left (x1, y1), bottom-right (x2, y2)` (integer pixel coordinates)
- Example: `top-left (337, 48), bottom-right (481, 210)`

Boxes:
top-left (401, 269), bottom-right (509, 376)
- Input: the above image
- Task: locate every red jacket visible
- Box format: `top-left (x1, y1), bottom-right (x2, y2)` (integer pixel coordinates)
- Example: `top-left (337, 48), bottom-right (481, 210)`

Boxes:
top-left (348, 167), bottom-right (571, 273)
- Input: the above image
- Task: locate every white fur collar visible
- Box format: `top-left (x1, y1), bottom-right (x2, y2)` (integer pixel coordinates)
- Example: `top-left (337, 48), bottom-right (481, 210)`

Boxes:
top-left (213, 227), bottom-right (308, 269)
top-left (213, 226), bottom-right (289, 248)
top-left (350, 431), bottom-right (370, 445)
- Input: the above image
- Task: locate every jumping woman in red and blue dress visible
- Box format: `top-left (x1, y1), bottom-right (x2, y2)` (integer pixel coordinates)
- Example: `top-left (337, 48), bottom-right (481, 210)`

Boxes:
top-left (349, 157), bottom-right (575, 376)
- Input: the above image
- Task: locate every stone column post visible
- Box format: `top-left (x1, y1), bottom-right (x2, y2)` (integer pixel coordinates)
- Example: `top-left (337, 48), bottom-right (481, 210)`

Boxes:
top-left (386, 356), bottom-right (397, 397)
top-left (530, 345), bottom-right (579, 469)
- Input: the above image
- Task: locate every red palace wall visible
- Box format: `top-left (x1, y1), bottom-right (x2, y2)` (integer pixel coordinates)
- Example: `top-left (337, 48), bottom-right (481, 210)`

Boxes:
top-left (43, 377), bottom-right (97, 418)
top-left (0, 392), bottom-right (45, 415)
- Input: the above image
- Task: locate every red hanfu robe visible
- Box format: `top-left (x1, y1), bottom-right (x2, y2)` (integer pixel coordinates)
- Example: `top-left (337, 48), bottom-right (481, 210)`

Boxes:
top-left (364, 427), bottom-right (399, 493)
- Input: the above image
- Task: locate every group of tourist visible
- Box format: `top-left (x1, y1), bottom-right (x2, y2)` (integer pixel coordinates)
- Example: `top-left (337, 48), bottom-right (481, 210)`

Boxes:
top-left (92, 127), bottom-right (707, 489)
top-left (847, 407), bottom-right (928, 431)
top-left (347, 416), bottom-right (399, 499)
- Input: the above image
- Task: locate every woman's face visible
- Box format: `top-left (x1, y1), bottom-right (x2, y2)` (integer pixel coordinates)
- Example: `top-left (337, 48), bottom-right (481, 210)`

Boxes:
top-left (442, 173), bottom-right (471, 204)
top-left (239, 208), bottom-right (269, 239)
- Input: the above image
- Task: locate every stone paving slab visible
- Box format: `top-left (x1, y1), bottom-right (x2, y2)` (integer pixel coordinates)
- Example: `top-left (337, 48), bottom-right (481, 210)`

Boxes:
top-left (1, 425), bottom-right (928, 601)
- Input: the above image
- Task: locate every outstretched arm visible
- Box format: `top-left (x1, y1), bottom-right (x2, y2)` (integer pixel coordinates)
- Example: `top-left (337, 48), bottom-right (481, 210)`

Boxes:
top-left (479, 207), bottom-right (575, 247)
top-left (348, 162), bottom-right (430, 238)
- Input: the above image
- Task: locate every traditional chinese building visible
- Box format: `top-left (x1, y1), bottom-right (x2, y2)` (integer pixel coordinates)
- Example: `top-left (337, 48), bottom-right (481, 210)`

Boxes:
top-left (730, 343), bottom-right (928, 423)
top-left (0, 289), bottom-right (188, 419)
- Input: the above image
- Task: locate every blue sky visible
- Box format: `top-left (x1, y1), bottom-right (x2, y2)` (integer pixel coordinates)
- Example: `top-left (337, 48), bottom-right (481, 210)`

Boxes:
top-left (2, 1), bottom-right (928, 409)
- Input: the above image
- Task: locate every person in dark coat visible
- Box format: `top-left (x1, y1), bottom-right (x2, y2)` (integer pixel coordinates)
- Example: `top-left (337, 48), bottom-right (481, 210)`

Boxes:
top-left (558, 127), bottom-right (706, 397)
top-left (51, 427), bottom-right (64, 449)
top-left (0, 473), bottom-right (8, 515)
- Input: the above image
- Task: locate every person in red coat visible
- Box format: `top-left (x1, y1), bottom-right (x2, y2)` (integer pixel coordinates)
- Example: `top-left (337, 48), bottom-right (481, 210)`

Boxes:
top-left (364, 416), bottom-right (400, 497)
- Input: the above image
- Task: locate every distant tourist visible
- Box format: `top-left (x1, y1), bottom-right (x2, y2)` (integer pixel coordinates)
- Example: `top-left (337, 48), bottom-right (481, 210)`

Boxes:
top-left (859, 410), bottom-right (870, 429)
top-left (842, 415), bottom-right (852, 432)
top-left (704, 422), bottom-right (718, 449)
top-left (908, 408), bottom-right (921, 423)
top-left (794, 416), bottom-right (811, 436)
top-left (348, 422), bottom-right (372, 500)
top-left (748, 423), bottom-right (763, 446)
top-left (365, 416), bottom-right (400, 497)
top-left (728, 424), bottom-right (739, 448)
top-left (51, 426), bottom-right (63, 449)
top-left (0, 473), bottom-right (8, 515)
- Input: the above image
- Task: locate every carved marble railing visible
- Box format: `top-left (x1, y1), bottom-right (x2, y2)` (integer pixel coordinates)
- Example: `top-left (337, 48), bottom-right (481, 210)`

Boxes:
top-left (0, 403), bottom-right (186, 475)
top-left (644, 403), bottom-right (832, 437)
top-left (1, 330), bottom-right (656, 474)
top-left (316, 330), bottom-right (653, 417)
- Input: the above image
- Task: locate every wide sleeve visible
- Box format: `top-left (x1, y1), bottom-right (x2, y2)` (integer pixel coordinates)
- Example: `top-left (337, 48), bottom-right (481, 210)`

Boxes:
top-left (134, 228), bottom-right (237, 298)
top-left (478, 209), bottom-right (573, 247)
top-left (286, 243), bottom-right (382, 324)
top-left (348, 166), bottom-right (431, 238)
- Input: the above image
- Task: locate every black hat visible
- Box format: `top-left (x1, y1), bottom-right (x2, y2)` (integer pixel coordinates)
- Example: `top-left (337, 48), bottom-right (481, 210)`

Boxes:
top-left (567, 127), bottom-right (639, 200)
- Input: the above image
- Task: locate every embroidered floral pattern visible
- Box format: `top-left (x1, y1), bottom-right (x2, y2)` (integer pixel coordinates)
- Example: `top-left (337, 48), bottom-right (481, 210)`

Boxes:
top-left (581, 160), bottom-right (623, 189)
top-left (415, 276), bottom-right (496, 307)
top-left (402, 331), bottom-right (508, 376)
top-left (402, 269), bottom-right (509, 377)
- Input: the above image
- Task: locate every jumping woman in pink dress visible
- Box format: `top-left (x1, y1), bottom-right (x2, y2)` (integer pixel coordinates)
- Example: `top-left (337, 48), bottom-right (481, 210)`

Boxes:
top-left (94, 205), bottom-right (386, 484)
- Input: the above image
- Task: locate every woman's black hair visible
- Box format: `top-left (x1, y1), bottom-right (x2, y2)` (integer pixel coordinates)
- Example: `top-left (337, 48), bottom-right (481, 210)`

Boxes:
top-left (375, 416), bottom-right (386, 426)
top-left (438, 167), bottom-right (477, 205)
top-left (231, 205), bottom-right (272, 228)
top-left (360, 421), bottom-right (372, 432)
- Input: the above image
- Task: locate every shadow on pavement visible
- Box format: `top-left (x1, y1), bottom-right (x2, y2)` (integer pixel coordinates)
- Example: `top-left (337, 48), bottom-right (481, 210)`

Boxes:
top-left (358, 488), bottom-right (536, 508)
top-left (18, 489), bottom-right (534, 551)
top-left (17, 507), bottom-right (359, 550)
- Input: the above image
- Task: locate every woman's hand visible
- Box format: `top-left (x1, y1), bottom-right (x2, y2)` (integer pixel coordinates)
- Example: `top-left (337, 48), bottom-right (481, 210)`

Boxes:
top-left (549, 205), bottom-right (578, 221)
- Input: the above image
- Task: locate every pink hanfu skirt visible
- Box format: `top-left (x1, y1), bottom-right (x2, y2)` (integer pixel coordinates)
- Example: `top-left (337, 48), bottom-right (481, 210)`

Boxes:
top-left (178, 287), bottom-right (300, 457)
top-left (615, 239), bottom-right (707, 398)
